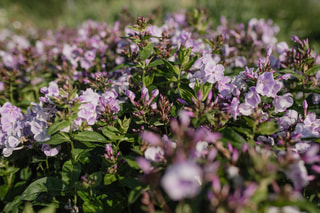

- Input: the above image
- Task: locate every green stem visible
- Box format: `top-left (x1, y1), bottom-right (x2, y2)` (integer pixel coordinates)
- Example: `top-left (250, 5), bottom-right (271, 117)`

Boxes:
top-left (9, 81), bottom-right (14, 104)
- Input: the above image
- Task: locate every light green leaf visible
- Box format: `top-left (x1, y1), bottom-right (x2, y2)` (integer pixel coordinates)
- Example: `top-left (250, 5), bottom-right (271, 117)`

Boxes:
top-left (74, 131), bottom-right (108, 143)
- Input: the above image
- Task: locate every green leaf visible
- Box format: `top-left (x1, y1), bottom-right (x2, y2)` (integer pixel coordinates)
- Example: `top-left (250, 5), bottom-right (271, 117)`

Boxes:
top-left (40, 132), bottom-right (71, 145)
top-left (83, 199), bottom-right (103, 213)
top-left (178, 84), bottom-right (196, 102)
top-left (74, 131), bottom-right (108, 143)
top-left (122, 155), bottom-right (140, 170)
top-left (89, 172), bottom-right (102, 188)
top-left (162, 59), bottom-right (180, 76)
top-left (128, 185), bottom-right (143, 205)
top-left (104, 173), bottom-right (117, 185)
top-left (142, 72), bottom-right (155, 87)
top-left (101, 126), bottom-right (121, 142)
top-left (118, 117), bottom-right (131, 134)
top-left (139, 42), bottom-right (154, 60)
top-left (256, 121), bottom-right (278, 135)
top-left (279, 69), bottom-right (305, 80)
top-left (305, 64), bottom-right (320, 76)
top-left (200, 82), bottom-right (213, 101)
top-left (220, 127), bottom-right (246, 149)
top-left (147, 59), bottom-right (164, 68)
top-left (3, 195), bottom-right (22, 213)
top-left (62, 160), bottom-right (81, 187)
top-left (38, 203), bottom-right (56, 213)
top-left (20, 167), bottom-right (32, 181)
top-left (20, 177), bottom-right (65, 201)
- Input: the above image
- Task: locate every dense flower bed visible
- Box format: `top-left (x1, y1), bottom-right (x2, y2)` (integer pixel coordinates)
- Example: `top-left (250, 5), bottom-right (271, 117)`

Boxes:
top-left (0, 9), bottom-right (320, 212)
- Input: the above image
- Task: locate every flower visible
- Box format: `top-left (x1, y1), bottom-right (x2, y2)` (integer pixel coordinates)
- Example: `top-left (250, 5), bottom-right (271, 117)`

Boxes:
top-left (161, 161), bottom-right (202, 200)
top-left (273, 93), bottom-right (293, 113)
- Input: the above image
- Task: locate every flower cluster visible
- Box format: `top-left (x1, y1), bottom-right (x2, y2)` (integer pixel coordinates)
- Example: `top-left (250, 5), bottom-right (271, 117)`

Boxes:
top-left (0, 9), bottom-right (320, 213)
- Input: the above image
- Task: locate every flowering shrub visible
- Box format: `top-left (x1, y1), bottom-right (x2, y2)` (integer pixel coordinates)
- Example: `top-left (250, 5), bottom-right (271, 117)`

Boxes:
top-left (0, 9), bottom-right (320, 212)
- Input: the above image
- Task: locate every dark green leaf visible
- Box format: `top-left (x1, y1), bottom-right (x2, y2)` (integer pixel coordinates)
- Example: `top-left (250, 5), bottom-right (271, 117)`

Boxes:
top-left (122, 155), bottom-right (140, 170)
top-left (104, 173), bottom-right (117, 185)
top-left (47, 120), bottom-right (71, 135)
top-left (178, 84), bottom-right (196, 102)
top-left (74, 131), bottom-right (108, 143)
top-left (40, 132), bottom-right (71, 145)
top-left (305, 64), bottom-right (320, 76)
top-left (20, 177), bottom-right (65, 201)
top-left (147, 59), bottom-right (164, 68)
top-left (256, 121), bottom-right (278, 135)
top-left (62, 160), bottom-right (81, 187)
top-left (162, 59), bottom-right (180, 76)
top-left (139, 43), bottom-right (154, 60)
top-left (83, 199), bottom-right (103, 213)
top-left (220, 127), bottom-right (246, 149)
top-left (128, 185), bottom-right (143, 205)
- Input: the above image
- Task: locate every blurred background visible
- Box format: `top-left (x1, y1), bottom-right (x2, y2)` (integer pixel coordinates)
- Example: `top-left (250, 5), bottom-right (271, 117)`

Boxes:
top-left (0, 0), bottom-right (320, 50)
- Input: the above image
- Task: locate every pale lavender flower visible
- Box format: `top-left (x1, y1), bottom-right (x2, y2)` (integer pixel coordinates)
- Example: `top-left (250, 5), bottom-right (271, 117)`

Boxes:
top-left (273, 93), bottom-right (293, 113)
top-left (245, 87), bottom-right (261, 107)
top-left (136, 157), bottom-right (153, 174)
top-left (140, 131), bottom-right (162, 146)
top-left (228, 97), bottom-right (240, 120)
top-left (284, 160), bottom-right (309, 190)
top-left (144, 146), bottom-right (164, 162)
top-left (41, 144), bottom-right (59, 157)
top-left (256, 72), bottom-right (278, 97)
top-left (161, 161), bottom-right (202, 200)
top-left (239, 102), bottom-right (254, 116)
top-left (0, 102), bottom-right (22, 132)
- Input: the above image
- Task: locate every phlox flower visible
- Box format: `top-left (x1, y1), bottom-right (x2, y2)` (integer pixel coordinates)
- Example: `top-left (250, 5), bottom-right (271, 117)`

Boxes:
top-left (161, 161), bottom-right (202, 200)
top-left (273, 93), bottom-right (293, 113)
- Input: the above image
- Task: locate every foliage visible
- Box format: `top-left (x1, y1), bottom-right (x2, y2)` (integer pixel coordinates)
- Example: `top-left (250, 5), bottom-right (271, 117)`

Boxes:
top-left (0, 8), bottom-right (320, 212)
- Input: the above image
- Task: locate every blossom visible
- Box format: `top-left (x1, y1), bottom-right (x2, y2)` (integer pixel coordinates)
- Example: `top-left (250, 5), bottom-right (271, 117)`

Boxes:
top-left (284, 160), bottom-right (309, 190)
top-left (256, 72), bottom-right (282, 97)
top-left (161, 161), bottom-right (202, 200)
top-left (273, 93), bottom-right (293, 113)
top-left (144, 146), bottom-right (164, 162)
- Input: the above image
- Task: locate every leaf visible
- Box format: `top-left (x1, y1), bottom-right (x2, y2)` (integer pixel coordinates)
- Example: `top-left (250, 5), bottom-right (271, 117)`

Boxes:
top-left (162, 59), bottom-right (180, 76)
top-left (200, 82), bottom-right (213, 101)
top-left (104, 173), bottom-right (117, 185)
top-left (89, 172), bottom-right (102, 188)
top-left (101, 126), bottom-right (121, 142)
top-left (38, 203), bottom-right (56, 213)
top-left (47, 120), bottom-right (71, 136)
top-left (62, 160), bottom-right (81, 187)
top-left (279, 69), bottom-right (305, 80)
top-left (82, 199), bottom-right (103, 213)
top-left (305, 64), bottom-right (320, 76)
top-left (178, 84), bottom-right (196, 102)
top-left (147, 59), bottom-right (164, 68)
top-left (20, 177), bottom-right (65, 201)
top-left (73, 131), bottom-right (108, 143)
top-left (122, 155), bottom-right (140, 170)
top-left (139, 43), bottom-right (154, 60)
top-left (128, 185), bottom-right (143, 205)
top-left (256, 121), bottom-right (278, 135)
top-left (220, 127), bottom-right (246, 149)
top-left (40, 132), bottom-right (71, 145)
top-left (118, 117), bottom-right (131, 134)
top-left (142, 72), bottom-right (155, 87)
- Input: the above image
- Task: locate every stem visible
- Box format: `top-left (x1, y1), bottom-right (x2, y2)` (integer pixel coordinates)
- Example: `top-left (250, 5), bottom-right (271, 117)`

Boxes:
top-left (9, 81), bottom-right (14, 104)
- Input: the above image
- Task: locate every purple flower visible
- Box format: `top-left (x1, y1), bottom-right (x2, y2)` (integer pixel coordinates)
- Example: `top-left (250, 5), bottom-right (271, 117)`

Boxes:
top-left (273, 93), bottom-right (293, 113)
top-left (41, 144), bottom-right (59, 157)
top-left (161, 161), bottom-right (202, 200)
top-left (201, 61), bottom-right (225, 84)
top-left (228, 97), bottom-right (240, 120)
top-left (245, 87), bottom-right (261, 107)
top-left (144, 146), bottom-right (164, 162)
top-left (0, 102), bottom-right (22, 132)
top-left (239, 102), bottom-right (253, 116)
top-left (284, 160), bottom-right (309, 190)
top-left (136, 157), bottom-right (153, 174)
top-left (140, 131), bottom-right (162, 146)
top-left (256, 72), bottom-right (282, 97)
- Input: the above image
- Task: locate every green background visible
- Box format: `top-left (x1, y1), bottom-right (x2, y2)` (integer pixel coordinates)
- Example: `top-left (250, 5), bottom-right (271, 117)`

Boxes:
top-left (0, 0), bottom-right (320, 51)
